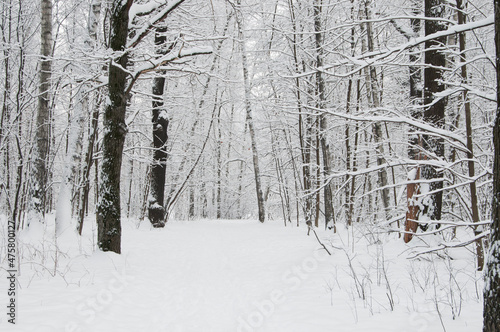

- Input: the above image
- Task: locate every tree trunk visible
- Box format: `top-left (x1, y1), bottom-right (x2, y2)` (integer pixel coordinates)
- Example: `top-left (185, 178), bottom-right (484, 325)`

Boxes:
top-left (77, 98), bottom-right (100, 235)
top-left (303, 112), bottom-right (314, 224)
top-left (405, 0), bottom-right (423, 242)
top-left (189, 182), bottom-right (195, 219)
top-left (456, 0), bottom-right (484, 270)
top-left (126, 154), bottom-right (134, 218)
top-left (216, 104), bottom-right (222, 219)
top-left (55, 86), bottom-right (85, 236)
top-left (421, 0), bottom-right (447, 224)
top-left (314, 0), bottom-right (334, 229)
top-left (363, 0), bottom-right (390, 218)
top-left (483, 0), bottom-right (500, 329)
top-left (344, 0), bottom-right (358, 229)
top-left (13, 2), bottom-right (26, 227)
top-left (287, 0), bottom-right (311, 225)
top-left (96, 0), bottom-right (132, 254)
top-left (148, 27), bottom-right (169, 228)
top-left (0, 0), bottom-right (12, 211)
top-left (33, 0), bottom-right (53, 215)
top-left (235, 0), bottom-right (266, 223)
top-left (77, 0), bottom-right (102, 235)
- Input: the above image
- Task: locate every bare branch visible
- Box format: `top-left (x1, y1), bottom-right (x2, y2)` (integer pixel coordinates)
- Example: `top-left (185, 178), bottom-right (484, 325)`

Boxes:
top-left (407, 230), bottom-right (490, 259)
top-left (125, 46), bottom-right (212, 96)
top-left (287, 15), bottom-right (494, 79)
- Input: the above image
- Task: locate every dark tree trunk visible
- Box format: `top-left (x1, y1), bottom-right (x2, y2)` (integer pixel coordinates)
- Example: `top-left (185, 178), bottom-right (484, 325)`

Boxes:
top-left (96, 0), bottom-right (132, 254)
top-left (421, 0), bottom-right (447, 224)
top-left (148, 28), bottom-right (169, 228)
top-left (1, 0), bottom-right (12, 208)
top-left (78, 98), bottom-right (100, 235)
top-left (455, 0), bottom-right (484, 270)
top-left (314, 0), bottom-right (334, 229)
top-left (483, 0), bottom-right (500, 329)
top-left (363, 0), bottom-right (390, 217)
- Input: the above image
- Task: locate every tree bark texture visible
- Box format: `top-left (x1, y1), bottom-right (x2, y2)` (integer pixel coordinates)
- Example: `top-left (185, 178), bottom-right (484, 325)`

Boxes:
top-left (96, 0), bottom-right (132, 253)
top-left (456, 0), bottom-right (484, 270)
top-left (34, 0), bottom-right (53, 214)
top-left (148, 28), bottom-right (168, 228)
top-left (421, 0), bottom-right (447, 223)
top-left (314, 0), bottom-right (334, 229)
top-left (405, 0), bottom-right (422, 242)
top-left (483, 0), bottom-right (500, 329)
top-left (77, 0), bottom-right (102, 235)
top-left (363, 0), bottom-right (391, 217)
top-left (55, 87), bottom-right (85, 236)
top-left (235, 0), bottom-right (266, 223)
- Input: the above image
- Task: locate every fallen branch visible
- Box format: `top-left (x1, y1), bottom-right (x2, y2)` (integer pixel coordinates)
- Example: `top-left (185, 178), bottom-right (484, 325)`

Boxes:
top-left (306, 221), bottom-right (332, 255)
top-left (407, 230), bottom-right (490, 259)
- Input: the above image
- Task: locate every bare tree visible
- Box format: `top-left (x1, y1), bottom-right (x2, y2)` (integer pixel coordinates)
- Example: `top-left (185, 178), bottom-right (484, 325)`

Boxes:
top-left (314, 0), bottom-right (334, 229)
top-left (33, 0), bottom-right (53, 215)
top-left (456, 0), bottom-right (484, 270)
top-left (363, 0), bottom-right (391, 218)
top-left (234, 0), bottom-right (266, 223)
top-left (148, 27), bottom-right (169, 228)
top-left (483, 0), bottom-right (500, 329)
top-left (404, 0), bottom-right (423, 243)
top-left (420, 0), bottom-right (447, 224)
top-left (77, 0), bottom-right (102, 235)
top-left (96, 0), bottom-right (133, 253)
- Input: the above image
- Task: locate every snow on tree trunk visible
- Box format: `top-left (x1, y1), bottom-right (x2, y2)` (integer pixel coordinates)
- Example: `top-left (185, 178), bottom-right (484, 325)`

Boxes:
top-left (235, 0), bottom-right (266, 223)
top-left (456, 0), bottom-right (484, 270)
top-left (96, 0), bottom-right (132, 254)
top-left (314, 0), bottom-right (334, 229)
top-left (76, 0), bottom-right (102, 235)
top-left (363, 0), bottom-right (391, 218)
top-left (55, 87), bottom-right (85, 236)
top-left (148, 28), bottom-right (168, 228)
top-left (404, 0), bottom-right (422, 243)
top-left (483, 0), bottom-right (500, 329)
top-left (56, 0), bottom-right (102, 236)
top-left (421, 0), bottom-right (447, 225)
top-left (33, 0), bottom-right (53, 215)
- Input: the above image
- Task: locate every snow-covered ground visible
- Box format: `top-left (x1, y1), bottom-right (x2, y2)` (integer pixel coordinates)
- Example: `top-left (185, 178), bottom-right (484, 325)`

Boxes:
top-left (1, 217), bottom-right (484, 331)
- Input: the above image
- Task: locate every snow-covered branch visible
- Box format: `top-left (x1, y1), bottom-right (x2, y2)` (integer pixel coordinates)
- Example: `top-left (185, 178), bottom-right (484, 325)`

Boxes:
top-left (127, 0), bottom-right (187, 49)
top-left (308, 105), bottom-right (468, 148)
top-left (129, 1), bottom-right (166, 24)
top-left (289, 15), bottom-right (494, 79)
top-left (407, 230), bottom-right (490, 259)
top-left (125, 46), bottom-right (212, 96)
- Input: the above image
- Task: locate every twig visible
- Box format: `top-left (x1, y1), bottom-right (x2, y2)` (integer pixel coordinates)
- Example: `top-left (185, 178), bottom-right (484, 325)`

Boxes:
top-left (408, 230), bottom-right (490, 259)
top-left (307, 221), bottom-right (332, 255)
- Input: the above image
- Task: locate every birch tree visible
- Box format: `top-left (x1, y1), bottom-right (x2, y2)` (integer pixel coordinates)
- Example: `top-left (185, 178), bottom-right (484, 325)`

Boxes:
top-left (55, 0), bottom-right (103, 236)
top-left (33, 0), bottom-right (53, 215)
top-left (234, 0), bottom-right (266, 223)
top-left (405, 0), bottom-right (423, 242)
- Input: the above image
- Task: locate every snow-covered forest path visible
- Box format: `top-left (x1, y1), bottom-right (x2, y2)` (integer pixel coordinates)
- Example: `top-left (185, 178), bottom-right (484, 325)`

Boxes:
top-left (13, 220), bottom-right (336, 331)
top-left (91, 220), bottom-right (338, 331)
top-left (8, 219), bottom-right (483, 331)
